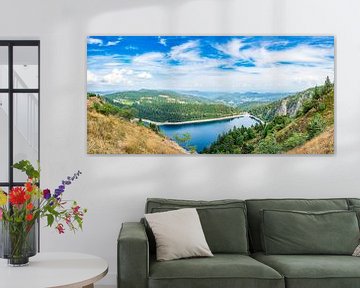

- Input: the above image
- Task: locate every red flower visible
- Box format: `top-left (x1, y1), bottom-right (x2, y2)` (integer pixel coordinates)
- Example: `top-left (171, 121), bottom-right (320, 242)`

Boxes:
top-left (65, 214), bottom-right (71, 225)
top-left (26, 214), bottom-right (33, 221)
top-left (56, 223), bottom-right (65, 234)
top-left (72, 205), bottom-right (80, 215)
top-left (9, 187), bottom-right (26, 205)
top-left (26, 203), bottom-right (34, 210)
top-left (24, 193), bottom-right (31, 201)
top-left (25, 182), bottom-right (33, 192)
top-left (43, 189), bottom-right (51, 200)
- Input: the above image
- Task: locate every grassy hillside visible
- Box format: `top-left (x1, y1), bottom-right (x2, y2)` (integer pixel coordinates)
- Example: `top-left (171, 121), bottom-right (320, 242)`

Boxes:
top-left (287, 126), bottom-right (334, 154)
top-left (203, 78), bottom-right (334, 154)
top-left (87, 97), bottom-right (186, 154)
top-left (103, 89), bottom-right (241, 122)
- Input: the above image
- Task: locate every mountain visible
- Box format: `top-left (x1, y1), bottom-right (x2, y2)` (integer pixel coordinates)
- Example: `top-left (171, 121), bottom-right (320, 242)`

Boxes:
top-left (178, 90), bottom-right (289, 106)
top-left (105, 89), bottom-right (211, 104)
top-left (246, 87), bottom-right (316, 121)
top-left (102, 89), bottom-right (241, 122)
top-left (87, 96), bottom-right (186, 154)
top-left (203, 80), bottom-right (334, 154)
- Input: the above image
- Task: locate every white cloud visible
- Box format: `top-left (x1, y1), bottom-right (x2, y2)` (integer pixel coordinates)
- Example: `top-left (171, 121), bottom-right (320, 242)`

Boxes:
top-left (87, 70), bottom-right (98, 83)
top-left (169, 40), bottom-right (201, 62)
top-left (125, 45), bottom-right (138, 50)
top-left (215, 39), bottom-right (333, 68)
top-left (106, 37), bottom-right (122, 46)
top-left (104, 62), bottom-right (121, 66)
top-left (87, 37), bottom-right (122, 47)
top-left (159, 38), bottom-right (167, 46)
top-left (87, 37), bottom-right (103, 46)
top-left (214, 39), bottom-right (246, 59)
top-left (106, 40), bottom-right (121, 46)
top-left (137, 72), bottom-right (152, 79)
top-left (103, 68), bottom-right (134, 86)
top-left (241, 45), bottom-right (333, 67)
top-left (133, 52), bottom-right (165, 64)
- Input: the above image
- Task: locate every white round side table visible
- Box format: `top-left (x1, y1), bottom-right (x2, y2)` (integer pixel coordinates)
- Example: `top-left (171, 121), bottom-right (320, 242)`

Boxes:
top-left (0, 252), bottom-right (108, 288)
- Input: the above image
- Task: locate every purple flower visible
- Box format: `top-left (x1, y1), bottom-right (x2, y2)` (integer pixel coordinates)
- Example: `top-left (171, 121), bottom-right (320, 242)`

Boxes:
top-left (43, 189), bottom-right (51, 200)
top-left (54, 189), bottom-right (63, 198)
top-left (54, 170), bottom-right (82, 199)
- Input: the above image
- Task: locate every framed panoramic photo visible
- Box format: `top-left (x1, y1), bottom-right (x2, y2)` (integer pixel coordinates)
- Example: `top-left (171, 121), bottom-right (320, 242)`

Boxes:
top-left (87, 36), bottom-right (334, 155)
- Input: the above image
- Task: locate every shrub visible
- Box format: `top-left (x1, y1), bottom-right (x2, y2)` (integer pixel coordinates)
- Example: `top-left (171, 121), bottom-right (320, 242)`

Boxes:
top-left (307, 113), bottom-right (326, 139)
top-left (149, 123), bottom-right (160, 134)
top-left (302, 99), bottom-right (316, 114)
top-left (255, 134), bottom-right (281, 154)
top-left (318, 103), bottom-right (326, 112)
top-left (283, 132), bottom-right (307, 151)
top-left (93, 102), bottom-right (136, 119)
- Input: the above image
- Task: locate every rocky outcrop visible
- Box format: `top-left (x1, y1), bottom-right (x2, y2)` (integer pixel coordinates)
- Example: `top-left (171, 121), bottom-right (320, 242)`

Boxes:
top-left (250, 87), bottom-right (315, 121)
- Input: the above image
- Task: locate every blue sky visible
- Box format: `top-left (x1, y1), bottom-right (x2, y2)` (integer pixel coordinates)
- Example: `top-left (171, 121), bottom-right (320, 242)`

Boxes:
top-left (87, 36), bottom-right (334, 93)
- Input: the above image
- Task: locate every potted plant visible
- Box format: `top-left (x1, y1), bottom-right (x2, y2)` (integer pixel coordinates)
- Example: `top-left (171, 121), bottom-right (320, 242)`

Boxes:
top-left (0, 160), bottom-right (87, 266)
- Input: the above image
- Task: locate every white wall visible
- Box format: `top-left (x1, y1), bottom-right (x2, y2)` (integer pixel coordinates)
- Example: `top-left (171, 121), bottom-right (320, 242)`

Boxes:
top-left (1, 0), bottom-right (360, 285)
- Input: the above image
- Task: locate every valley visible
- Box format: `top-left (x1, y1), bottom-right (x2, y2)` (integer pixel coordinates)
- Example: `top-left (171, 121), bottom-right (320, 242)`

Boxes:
top-left (87, 78), bottom-right (334, 154)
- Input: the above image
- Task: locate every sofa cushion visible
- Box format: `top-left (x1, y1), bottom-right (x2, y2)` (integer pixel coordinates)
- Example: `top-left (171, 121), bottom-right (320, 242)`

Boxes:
top-left (146, 198), bottom-right (249, 254)
top-left (149, 254), bottom-right (284, 288)
top-left (350, 206), bottom-right (360, 228)
top-left (347, 198), bottom-right (360, 207)
top-left (145, 208), bottom-right (213, 261)
top-left (261, 209), bottom-right (359, 255)
top-left (253, 252), bottom-right (360, 288)
top-left (246, 198), bottom-right (349, 252)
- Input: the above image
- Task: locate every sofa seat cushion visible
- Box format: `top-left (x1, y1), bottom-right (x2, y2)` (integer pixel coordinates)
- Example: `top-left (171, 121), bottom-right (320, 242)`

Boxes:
top-left (253, 252), bottom-right (360, 288)
top-left (149, 254), bottom-right (284, 288)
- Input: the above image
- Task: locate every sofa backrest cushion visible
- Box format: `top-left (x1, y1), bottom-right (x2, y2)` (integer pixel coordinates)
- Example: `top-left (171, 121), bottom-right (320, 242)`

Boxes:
top-left (261, 209), bottom-right (359, 255)
top-left (145, 198), bottom-right (249, 254)
top-left (347, 199), bottom-right (360, 228)
top-left (246, 198), bottom-right (349, 252)
top-left (348, 198), bottom-right (360, 207)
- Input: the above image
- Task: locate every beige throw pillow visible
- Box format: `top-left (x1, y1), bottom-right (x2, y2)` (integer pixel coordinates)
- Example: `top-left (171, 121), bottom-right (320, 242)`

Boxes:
top-left (145, 208), bottom-right (213, 261)
top-left (353, 244), bottom-right (360, 256)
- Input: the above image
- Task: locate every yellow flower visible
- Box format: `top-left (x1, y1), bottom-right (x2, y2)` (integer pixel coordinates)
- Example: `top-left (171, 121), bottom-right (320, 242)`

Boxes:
top-left (0, 190), bottom-right (7, 206)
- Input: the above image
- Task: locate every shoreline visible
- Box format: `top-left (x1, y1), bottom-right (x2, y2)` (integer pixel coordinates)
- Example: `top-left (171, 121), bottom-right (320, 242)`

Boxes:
top-left (138, 113), bottom-right (263, 126)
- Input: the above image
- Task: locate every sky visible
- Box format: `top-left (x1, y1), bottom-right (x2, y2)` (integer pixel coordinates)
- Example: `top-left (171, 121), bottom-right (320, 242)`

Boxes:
top-left (87, 36), bottom-right (334, 93)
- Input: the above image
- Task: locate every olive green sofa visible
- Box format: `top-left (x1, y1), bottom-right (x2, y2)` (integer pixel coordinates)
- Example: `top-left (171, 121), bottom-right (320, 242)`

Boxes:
top-left (118, 198), bottom-right (360, 288)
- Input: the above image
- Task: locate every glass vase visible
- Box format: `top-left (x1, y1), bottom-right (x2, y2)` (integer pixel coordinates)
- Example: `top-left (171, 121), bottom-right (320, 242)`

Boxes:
top-left (0, 220), bottom-right (37, 266)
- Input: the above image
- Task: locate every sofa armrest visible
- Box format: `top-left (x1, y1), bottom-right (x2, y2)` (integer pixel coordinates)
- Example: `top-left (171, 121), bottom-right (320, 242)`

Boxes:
top-left (118, 222), bottom-right (149, 288)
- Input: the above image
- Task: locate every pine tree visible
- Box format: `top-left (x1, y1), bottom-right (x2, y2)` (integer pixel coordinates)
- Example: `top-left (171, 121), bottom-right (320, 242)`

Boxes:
top-left (313, 85), bottom-right (320, 100)
top-left (324, 76), bottom-right (332, 93)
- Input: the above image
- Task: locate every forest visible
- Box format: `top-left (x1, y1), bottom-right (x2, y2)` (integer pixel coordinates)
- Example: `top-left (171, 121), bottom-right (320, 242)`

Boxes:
top-left (203, 77), bottom-right (334, 154)
top-left (103, 89), bottom-right (241, 122)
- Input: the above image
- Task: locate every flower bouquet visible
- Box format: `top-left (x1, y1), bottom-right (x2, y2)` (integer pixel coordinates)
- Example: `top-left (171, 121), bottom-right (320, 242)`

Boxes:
top-left (0, 160), bottom-right (87, 266)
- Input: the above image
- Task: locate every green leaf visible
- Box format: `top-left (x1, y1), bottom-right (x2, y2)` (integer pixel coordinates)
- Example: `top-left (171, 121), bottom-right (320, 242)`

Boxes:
top-left (47, 214), bottom-right (54, 227)
top-left (12, 160), bottom-right (40, 180)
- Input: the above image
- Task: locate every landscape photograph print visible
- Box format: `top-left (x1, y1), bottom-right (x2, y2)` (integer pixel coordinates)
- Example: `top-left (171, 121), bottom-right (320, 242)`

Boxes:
top-left (87, 36), bottom-right (334, 154)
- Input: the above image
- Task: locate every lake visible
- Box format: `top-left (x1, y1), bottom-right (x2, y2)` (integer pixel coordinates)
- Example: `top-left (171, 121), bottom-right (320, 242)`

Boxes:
top-left (159, 115), bottom-right (259, 153)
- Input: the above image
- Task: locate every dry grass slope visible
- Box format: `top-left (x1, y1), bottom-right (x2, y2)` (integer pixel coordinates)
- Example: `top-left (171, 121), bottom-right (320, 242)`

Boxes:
top-left (287, 125), bottom-right (334, 154)
top-left (87, 102), bottom-right (186, 154)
